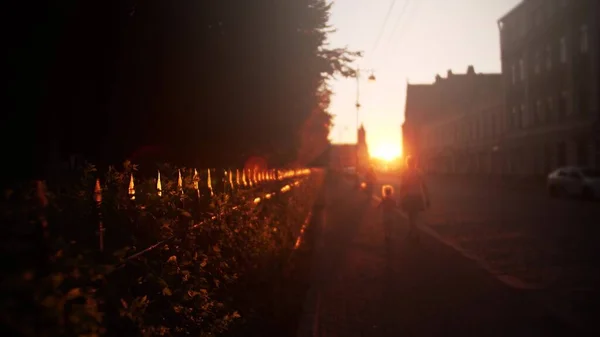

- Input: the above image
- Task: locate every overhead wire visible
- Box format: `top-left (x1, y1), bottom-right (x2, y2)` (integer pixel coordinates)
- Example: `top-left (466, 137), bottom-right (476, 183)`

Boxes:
top-left (388, 0), bottom-right (412, 43)
top-left (371, 0), bottom-right (399, 55)
top-left (392, 0), bottom-right (422, 51)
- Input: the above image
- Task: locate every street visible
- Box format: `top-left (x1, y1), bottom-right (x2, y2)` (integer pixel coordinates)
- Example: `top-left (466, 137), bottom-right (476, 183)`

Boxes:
top-left (376, 173), bottom-right (600, 331)
top-left (295, 178), bottom-right (578, 337)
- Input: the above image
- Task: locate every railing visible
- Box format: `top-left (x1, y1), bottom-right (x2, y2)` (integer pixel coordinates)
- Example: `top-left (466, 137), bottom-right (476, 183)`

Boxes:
top-left (31, 164), bottom-right (314, 253)
top-left (1, 163), bottom-right (324, 336)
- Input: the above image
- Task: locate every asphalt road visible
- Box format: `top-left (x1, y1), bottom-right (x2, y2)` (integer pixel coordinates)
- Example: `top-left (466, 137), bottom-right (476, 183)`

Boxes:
top-left (374, 173), bottom-right (600, 332)
top-left (296, 178), bottom-right (578, 337)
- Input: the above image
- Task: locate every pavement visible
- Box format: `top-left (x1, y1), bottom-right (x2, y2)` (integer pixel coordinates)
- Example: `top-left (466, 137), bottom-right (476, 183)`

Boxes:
top-left (374, 173), bottom-right (600, 331)
top-left (296, 177), bottom-right (581, 337)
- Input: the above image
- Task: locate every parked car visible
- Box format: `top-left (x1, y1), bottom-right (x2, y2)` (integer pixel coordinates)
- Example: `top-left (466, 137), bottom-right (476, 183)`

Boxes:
top-left (547, 166), bottom-right (600, 199)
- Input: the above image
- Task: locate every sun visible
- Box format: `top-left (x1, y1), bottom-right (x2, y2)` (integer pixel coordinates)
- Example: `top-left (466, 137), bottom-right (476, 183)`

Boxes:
top-left (371, 143), bottom-right (401, 162)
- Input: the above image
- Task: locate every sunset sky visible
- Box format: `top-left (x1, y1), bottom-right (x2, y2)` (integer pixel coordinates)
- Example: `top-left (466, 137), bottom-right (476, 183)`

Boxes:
top-left (327, 0), bottom-right (521, 160)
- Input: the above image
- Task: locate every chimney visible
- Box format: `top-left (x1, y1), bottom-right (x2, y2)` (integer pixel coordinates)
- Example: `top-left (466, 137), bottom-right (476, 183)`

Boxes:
top-left (435, 74), bottom-right (442, 83)
top-left (467, 65), bottom-right (475, 75)
top-left (447, 69), bottom-right (453, 77)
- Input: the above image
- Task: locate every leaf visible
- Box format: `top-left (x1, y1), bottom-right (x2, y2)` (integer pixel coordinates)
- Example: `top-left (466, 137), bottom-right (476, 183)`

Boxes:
top-left (41, 295), bottom-right (58, 308)
top-left (120, 298), bottom-right (128, 309)
top-left (51, 273), bottom-right (64, 288)
top-left (162, 287), bottom-right (172, 296)
top-left (113, 247), bottom-right (131, 259)
top-left (99, 265), bottom-right (115, 275)
top-left (212, 245), bottom-right (221, 253)
top-left (180, 210), bottom-right (192, 218)
top-left (66, 288), bottom-right (83, 300)
top-left (167, 255), bottom-right (177, 263)
top-left (157, 278), bottom-right (168, 289)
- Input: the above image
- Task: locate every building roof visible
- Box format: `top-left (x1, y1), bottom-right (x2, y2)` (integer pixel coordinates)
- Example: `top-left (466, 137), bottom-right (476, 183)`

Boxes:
top-left (404, 66), bottom-right (502, 127)
top-left (498, 0), bottom-right (525, 23)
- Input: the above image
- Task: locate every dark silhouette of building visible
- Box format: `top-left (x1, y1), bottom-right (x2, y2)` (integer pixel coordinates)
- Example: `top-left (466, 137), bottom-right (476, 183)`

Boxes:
top-left (497, 0), bottom-right (600, 174)
top-left (329, 124), bottom-right (369, 170)
top-left (402, 66), bottom-right (503, 174)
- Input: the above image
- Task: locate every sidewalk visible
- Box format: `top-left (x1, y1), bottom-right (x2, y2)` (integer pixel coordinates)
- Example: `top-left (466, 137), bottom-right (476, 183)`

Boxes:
top-left (296, 181), bottom-right (576, 337)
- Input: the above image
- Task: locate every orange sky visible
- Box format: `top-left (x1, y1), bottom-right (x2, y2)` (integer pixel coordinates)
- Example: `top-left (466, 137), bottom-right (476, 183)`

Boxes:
top-left (327, 0), bottom-right (521, 160)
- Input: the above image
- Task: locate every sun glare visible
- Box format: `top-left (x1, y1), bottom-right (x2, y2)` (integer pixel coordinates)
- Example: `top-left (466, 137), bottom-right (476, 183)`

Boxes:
top-left (371, 143), bottom-right (401, 162)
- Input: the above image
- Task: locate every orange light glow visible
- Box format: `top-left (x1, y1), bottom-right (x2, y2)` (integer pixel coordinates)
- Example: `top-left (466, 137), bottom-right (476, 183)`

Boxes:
top-left (371, 142), bottom-right (401, 162)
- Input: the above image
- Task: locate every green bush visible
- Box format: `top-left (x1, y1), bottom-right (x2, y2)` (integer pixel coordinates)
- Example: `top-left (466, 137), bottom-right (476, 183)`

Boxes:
top-left (0, 162), bottom-right (324, 337)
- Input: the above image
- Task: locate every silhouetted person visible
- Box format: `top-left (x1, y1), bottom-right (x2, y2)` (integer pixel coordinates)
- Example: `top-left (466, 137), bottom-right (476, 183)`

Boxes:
top-left (378, 184), bottom-right (398, 243)
top-left (399, 155), bottom-right (430, 242)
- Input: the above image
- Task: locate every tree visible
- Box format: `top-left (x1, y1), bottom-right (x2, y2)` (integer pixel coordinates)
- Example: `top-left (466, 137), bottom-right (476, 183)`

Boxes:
top-left (7, 0), bottom-right (359, 179)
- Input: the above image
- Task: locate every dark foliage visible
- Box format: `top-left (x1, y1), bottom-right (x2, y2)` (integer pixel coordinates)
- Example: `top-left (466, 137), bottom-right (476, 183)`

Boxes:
top-left (4, 0), bottom-right (358, 182)
top-left (0, 163), bottom-right (324, 336)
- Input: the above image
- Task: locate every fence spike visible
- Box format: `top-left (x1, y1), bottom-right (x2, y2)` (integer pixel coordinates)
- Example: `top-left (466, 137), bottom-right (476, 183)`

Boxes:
top-left (128, 174), bottom-right (136, 200)
top-left (242, 170), bottom-right (248, 187)
top-left (193, 168), bottom-right (200, 197)
top-left (177, 169), bottom-right (183, 194)
top-left (236, 169), bottom-right (241, 186)
top-left (94, 178), bottom-right (102, 203)
top-left (93, 178), bottom-right (105, 251)
top-left (157, 170), bottom-right (162, 197)
top-left (207, 169), bottom-right (214, 196)
top-left (228, 169), bottom-right (234, 189)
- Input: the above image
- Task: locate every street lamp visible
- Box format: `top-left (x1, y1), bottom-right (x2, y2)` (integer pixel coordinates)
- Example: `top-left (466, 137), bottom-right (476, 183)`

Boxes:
top-left (355, 67), bottom-right (376, 173)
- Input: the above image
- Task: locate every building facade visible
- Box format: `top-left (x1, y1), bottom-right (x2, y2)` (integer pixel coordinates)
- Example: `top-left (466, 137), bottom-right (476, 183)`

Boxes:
top-left (402, 66), bottom-right (504, 174)
top-left (497, 0), bottom-right (600, 174)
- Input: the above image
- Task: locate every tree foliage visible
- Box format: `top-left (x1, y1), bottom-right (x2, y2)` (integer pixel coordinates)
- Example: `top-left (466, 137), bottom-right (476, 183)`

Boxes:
top-left (5, 0), bottom-right (359, 180)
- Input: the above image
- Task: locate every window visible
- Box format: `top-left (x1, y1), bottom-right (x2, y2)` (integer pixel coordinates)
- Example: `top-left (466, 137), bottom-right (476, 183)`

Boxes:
top-left (577, 141), bottom-right (589, 166)
top-left (511, 64), bottom-right (517, 84)
top-left (518, 17), bottom-right (526, 36)
top-left (580, 25), bottom-right (589, 53)
top-left (579, 89), bottom-right (588, 115)
top-left (559, 37), bottom-right (567, 63)
top-left (559, 91), bottom-right (569, 118)
top-left (546, 1), bottom-right (554, 19)
top-left (596, 140), bottom-right (600, 169)
top-left (536, 100), bottom-right (545, 124)
top-left (545, 45), bottom-right (552, 70)
top-left (534, 10), bottom-right (542, 26)
top-left (546, 97), bottom-right (554, 121)
top-left (557, 142), bottom-right (566, 167)
top-left (520, 104), bottom-right (527, 128)
top-left (480, 118), bottom-right (485, 138)
top-left (519, 58), bottom-right (526, 80)
top-left (534, 51), bottom-right (541, 74)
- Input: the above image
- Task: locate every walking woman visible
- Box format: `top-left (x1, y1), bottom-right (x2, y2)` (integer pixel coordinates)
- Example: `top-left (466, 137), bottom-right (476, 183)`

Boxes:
top-left (399, 155), bottom-right (430, 242)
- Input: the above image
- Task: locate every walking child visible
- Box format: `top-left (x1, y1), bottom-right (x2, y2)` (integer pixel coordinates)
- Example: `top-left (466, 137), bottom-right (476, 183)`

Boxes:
top-left (378, 184), bottom-right (397, 242)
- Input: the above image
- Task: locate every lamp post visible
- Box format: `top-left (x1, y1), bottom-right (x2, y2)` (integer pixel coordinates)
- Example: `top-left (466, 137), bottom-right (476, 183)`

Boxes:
top-left (355, 67), bottom-right (376, 173)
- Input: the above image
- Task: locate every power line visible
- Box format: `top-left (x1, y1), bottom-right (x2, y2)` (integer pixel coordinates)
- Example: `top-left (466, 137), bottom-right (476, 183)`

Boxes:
top-left (371, 0), bottom-right (399, 54)
top-left (389, 0), bottom-right (412, 42)
top-left (392, 0), bottom-right (421, 50)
